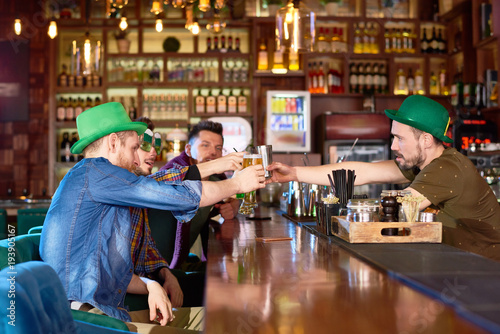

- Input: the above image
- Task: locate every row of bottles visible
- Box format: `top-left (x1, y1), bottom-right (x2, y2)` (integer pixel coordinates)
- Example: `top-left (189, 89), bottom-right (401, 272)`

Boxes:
top-left (56, 96), bottom-right (101, 121)
top-left (58, 64), bottom-right (102, 88)
top-left (206, 36), bottom-right (242, 53)
top-left (59, 132), bottom-right (82, 162)
top-left (394, 64), bottom-right (448, 96)
top-left (316, 26), bottom-right (348, 53)
top-left (108, 95), bottom-right (138, 120)
top-left (420, 27), bottom-right (447, 54)
top-left (349, 62), bottom-right (389, 95)
top-left (307, 61), bottom-right (344, 94)
top-left (270, 114), bottom-right (305, 131)
top-left (194, 88), bottom-right (248, 114)
top-left (107, 59), bottom-right (162, 83)
top-left (167, 58), bottom-right (218, 83)
top-left (353, 21), bottom-right (380, 54)
top-left (270, 96), bottom-right (304, 114)
top-left (383, 26), bottom-right (417, 54)
top-left (142, 94), bottom-right (188, 121)
top-left (257, 42), bottom-right (299, 72)
top-left (222, 58), bottom-right (250, 83)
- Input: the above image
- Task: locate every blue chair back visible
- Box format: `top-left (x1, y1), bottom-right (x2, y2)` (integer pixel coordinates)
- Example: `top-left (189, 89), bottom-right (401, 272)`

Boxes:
top-left (17, 208), bottom-right (48, 235)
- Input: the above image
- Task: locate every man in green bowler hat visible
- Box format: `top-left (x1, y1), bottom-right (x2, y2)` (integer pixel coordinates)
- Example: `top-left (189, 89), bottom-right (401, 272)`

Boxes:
top-left (40, 102), bottom-right (265, 332)
top-left (267, 95), bottom-right (500, 261)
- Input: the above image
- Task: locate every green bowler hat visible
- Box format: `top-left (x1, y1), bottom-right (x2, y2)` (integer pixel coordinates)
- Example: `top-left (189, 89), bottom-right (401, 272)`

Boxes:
top-left (385, 95), bottom-right (453, 144)
top-left (71, 102), bottom-right (147, 154)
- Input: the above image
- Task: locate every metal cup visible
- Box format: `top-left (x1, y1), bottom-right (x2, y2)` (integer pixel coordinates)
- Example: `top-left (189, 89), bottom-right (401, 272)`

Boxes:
top-left (418, 212), bottom-right (436, 222)
top-left (256, 145), bottom-right (273, 179)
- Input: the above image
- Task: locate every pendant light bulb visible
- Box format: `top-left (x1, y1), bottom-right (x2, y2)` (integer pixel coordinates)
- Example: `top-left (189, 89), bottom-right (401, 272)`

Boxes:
top-left (198, 0), bottom-right (210, 12)
top-left (151, 0), bottom-right (163, 14)
top-left (14, 18), bottom-right (21, 36)
top-left (155, 19), bottom-right (163, 32)
top-left (48, 20), bottom-right (58, 39)
top-left (191, 22), bottom-right (200, 35)
top-left (119, 17), bottom-right (128, 31)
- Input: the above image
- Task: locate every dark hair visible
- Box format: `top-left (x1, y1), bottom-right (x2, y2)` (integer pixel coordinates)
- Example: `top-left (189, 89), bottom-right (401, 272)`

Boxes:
top-left (134, 116), bottom-right (155, 131)
top-left (410, 127), bottom-right (444, 146)
top-left (188, 120), bottom-right (223, 144)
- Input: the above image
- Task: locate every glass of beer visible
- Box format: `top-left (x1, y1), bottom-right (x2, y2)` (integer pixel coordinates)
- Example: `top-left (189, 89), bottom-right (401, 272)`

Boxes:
top-left (238, 152), bottom-right (263, 215)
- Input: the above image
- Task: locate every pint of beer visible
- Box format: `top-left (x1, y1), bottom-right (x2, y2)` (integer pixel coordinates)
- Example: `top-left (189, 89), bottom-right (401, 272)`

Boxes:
top-left (238, 153), bottom-right (263, 215)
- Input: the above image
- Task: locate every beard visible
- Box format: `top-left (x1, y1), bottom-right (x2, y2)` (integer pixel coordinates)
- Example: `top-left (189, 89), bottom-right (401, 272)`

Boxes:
top-left (394, 144), bottom-right (425, 170)
top-left (117, 152), bottom-right (137, 173)
top-left (134, 166), bottom-right (149, 176)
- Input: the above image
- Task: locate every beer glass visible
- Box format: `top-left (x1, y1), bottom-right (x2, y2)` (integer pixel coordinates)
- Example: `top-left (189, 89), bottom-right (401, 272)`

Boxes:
top-left (238, 153), bottom-right (263, 215)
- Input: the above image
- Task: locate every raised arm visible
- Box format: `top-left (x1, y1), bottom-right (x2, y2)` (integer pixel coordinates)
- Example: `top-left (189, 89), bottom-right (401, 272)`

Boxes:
top-left (196, 152), bottom-right (245, 178)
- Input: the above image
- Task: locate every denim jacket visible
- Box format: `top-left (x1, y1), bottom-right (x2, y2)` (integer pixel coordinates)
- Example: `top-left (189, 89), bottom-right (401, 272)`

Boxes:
top-left (40, 158), bottom-right (201, 322)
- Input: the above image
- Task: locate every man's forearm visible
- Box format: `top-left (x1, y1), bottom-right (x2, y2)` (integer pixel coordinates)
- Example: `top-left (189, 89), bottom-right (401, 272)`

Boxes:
top-left (127, 274), bottom-right (149, 294)
top-left (199, 179), bottom-right (238, 207)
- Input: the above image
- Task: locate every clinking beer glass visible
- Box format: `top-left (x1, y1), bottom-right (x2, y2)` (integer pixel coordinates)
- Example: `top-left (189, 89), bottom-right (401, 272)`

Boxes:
top-left (238, 153), bottom-right (263, 215)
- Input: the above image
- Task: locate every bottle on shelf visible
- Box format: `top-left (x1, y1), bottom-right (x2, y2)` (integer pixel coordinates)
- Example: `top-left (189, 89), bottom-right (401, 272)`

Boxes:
top-left (180, 94), bottom-right (187, 119)
top-left (58, 64), bottom-right (68, 87)
top-left (71, 132), bottom-right (79, 162)
top-left (415, 65), bottom-right (424, 95)
top-left (206, 37), bottom-right (213, 53)
top-left (380, 64), bottom-right (388, 94)
top-left (234, 37), bottom-right (241, 53)
top-left (349, 62), bottom-right (358, 94)
top-left (317, 27), bottom-right (329, 53)
top-left (57, 98), bottom-right (66, 121)
top-left (364, 63), bottom-right (373, 95)
top-left (273, 45), bottom-right (285, 70)
top-left (429, 71), bottom-right (439, 95)
top-left (391, 28), bottom-right (399, 53)
top-left (430, 26), bottom-right (439, 53)
top-left (227, 89), bottom-right (237, 113)
top-left (353, 23), bottom-right (363, 54)
top-left (173, 94), bottom-right (181, 119)
top-left (195, 88), bottom-right (206, 114)
top-left (237, 89), bottom-right (247, 113)
top-left (395, 65), bottom-right (407, 95)
top-left (438, 28), bottom-right (446, 54)
top-left (129, 97), bottom-right (137, 120)
top-left (369, 22), bottom-right (378, 54)
top-left (74, 97), bottom-right (84, 119)
top-left (60, 132), bottom-right (71, 162)
top-left (258, 40), bottom-right (268, 70)
top-left (316, 61), bottom-right (326, 94)
top-left (288, 50), bottom-right (299, 71)
top-left (232, 59), bottom-right (241, 82)
top-left (206, 89), bottom-right (216, 113)
top-left (362, 22), bottom-right (370, 54)
top-left (217, 88), bottom-right (227, 113)
top-left (308, 62), bottom-right (318, 93)
top-left (327, 62), bottom-right (342, 94)
top-left (227, 36), bottom-right (234, 52)
top-left (407, 67), bottom-right (415, 95)
top-left (84, 97), bottom-right (93, 111)
top-left (384, 28), bottom-right (391, 53)
top-left (143, 94), bottom-right (150, 118)
top-left (357, 63), bottom-right (365, 95)
top-left (439, 64), bottom-right (448, 95)
top-left (372, 63), bottom-right (380, 94)
top-left (65, 97), bottom-right (75, 121)
top-left (213, 36), bottom-right (219, 52)
top-left (421, 28), bottom-right (429, 54)
top-left (220, 36), bottom-right (227, 53)
top-left (166, 94), bottom-right (174, 118)
top-left (159, 94), bottom-right (167, 120)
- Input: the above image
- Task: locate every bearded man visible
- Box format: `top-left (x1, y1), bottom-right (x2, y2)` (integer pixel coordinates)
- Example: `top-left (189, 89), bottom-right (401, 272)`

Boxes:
top-left (267, 95), bottom-right (500, 261)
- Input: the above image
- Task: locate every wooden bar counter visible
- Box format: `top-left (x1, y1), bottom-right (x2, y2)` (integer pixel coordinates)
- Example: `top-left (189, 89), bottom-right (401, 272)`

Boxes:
top-left (204, 206), bottom-right (490, 334)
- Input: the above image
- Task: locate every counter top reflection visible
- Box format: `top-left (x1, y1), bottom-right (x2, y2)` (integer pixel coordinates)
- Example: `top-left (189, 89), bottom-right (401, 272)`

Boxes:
top-left (205, 207), bottom-right (487, 333)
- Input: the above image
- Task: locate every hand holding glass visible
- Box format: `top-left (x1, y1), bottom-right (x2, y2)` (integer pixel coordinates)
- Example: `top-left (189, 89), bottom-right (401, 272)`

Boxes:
top-left (238, 153), bottom-right (263, 215)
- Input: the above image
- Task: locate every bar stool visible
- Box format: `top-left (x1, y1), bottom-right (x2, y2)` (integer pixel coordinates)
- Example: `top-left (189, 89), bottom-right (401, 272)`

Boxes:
top-left (16, 208), bottom-right (49, 236)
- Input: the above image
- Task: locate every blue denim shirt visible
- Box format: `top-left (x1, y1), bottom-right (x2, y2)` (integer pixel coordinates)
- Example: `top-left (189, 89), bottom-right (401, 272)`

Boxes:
top-left (40, 158), bottom-right (201, 322)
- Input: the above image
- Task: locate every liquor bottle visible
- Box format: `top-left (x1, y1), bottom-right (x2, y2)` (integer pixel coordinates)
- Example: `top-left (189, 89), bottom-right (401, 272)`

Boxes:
top-left (357, 63), bottom-right (365, 95)
top-left (235, 37), bottom-right (241, 52)
top-left (94, 96), bottom-right (101, 106)
top-left (439, 65), bottom-right (448, 95)
top-left (429, 71), bottom-right (439, 95)
top-left (150, 94), bottom-right (159, 119)
top-left (327, 62), bottom-right (341, 94)
top-left (159, 94), bottom-right (167, 120)
top-left (227, 89), bottom-right (237, 113)
top-left (317, 62), bottom-right (326, 94)
top-left (227, 36), bottom-right (234, 52)
top-left (74, 97), bottom-right (84, 119)
top-left (206, 37), bottom-right (212, 53)
top-left (195, 89), bottom-right (206, 114)
top-left (257, 40), bottom-right (268, 71)
top-left (337, 28), bottom-right (348, 53)
top-left (317, 27), bottom-right (329, 53)
top-left (349, 63), bottom-right (358, 93)
top-left (166, 94), bottom-right (174, 119)
top-left (353, 23), bottom-right (363, 54)
top-left (151, 60), bottom-right (161, 82)
top-left (55, 98), bottom-right (66, 124)
top-left (421, 28), bottom-right (429, 53)
top-left (180, 94), bottom-right (188, 119)
top-left (223, 59), bottom-right (232, 83)
top-left (143, 94), bottom-right (150, 118)
top-left (129, 97), bottom-right (137, 120)
top-left (395, 65), bottom-right (407, 95)
top-left (380, 64), bottom-right (388, 94)
top-left (364, 63), bottom-right (373, 94)
top-left (232, 59), bottom-right (241, 82)
top-left (438, 29), bottom-right (446, 54)
top-left (206, 89), bottom-right (216, 113)
top-left (84, 97), bottom-right (93, 111)
top-left (213, 36), bottom-right (219, 52)
top-left (415, 65), bottom-right (424, 95)
top-left (217, 89), bottom-right (227, 113)
top-left (309, 62), bottom-right (318, 93)
top-left (330, 27), bottom-right (339, 53)
top-left (430, 27), bottom-right (439, 53)
top-left (71, 132), bottom-right (79, 162)
top-left (273, 45), bottom-right (284, 69)
top-left (369, 22), bottom-right (378, 54)
top-left (173, 94), bottom-right (181, 119)
top-left (407, 67), bottom-right (415, 95)
top-left (402, 28), bottom-right (409, 53)
top-left (237, 89), bottom-right (247, 113)
top-left (60, 132), bottom-right (71, 162)
top-left (372, 63), bottom-right (380, 94)
top-left (391, 28), bottom-right (398, 53)
top-left (220, 36), bottom-right (227, 53)
top-left (395, 28), bottom-right (403, 53)
top-left (65, 97), bottom-right (75, 121)
top-left (384, 28), bottom-right (391, 53)
top-left (58, 64), bottom-right (68, 87)
top-left (288, 50), bottom-right (299, 71)
top-left (362, 22), bottom-right (370, 54)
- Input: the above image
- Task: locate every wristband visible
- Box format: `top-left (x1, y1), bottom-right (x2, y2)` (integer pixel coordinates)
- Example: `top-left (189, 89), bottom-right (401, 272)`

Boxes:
top-left (139, 277), bottom-right (156, 286)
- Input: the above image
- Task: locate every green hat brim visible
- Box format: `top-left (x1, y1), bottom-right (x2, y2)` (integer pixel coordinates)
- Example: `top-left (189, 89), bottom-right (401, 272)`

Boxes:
top-left (385, 108), bottom-right (454, 144)
top-left (71, 122), bottom-right (147, 154)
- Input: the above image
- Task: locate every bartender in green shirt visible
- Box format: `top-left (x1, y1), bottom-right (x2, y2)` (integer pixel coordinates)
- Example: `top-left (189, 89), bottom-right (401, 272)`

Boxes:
top-left (267, 95), bottom-right (500, 261)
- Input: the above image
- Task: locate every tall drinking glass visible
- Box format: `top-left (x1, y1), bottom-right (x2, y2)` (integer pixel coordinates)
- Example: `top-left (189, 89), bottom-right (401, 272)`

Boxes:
top-left (238, 153), bottom-right (263, 215)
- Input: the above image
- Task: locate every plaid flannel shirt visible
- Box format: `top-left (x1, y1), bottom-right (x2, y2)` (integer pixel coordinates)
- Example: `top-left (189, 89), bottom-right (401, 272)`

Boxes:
top-left (130, 166), bottom-right (190, 277)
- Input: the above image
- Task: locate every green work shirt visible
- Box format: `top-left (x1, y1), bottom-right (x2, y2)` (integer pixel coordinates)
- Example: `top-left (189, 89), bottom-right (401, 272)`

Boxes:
top-left (398, 147), bottom-right (500, 261)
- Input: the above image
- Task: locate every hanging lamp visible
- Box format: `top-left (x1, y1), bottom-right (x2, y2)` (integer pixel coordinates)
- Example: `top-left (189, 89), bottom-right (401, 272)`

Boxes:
top-left (275, 0), bottom-right (316, 53)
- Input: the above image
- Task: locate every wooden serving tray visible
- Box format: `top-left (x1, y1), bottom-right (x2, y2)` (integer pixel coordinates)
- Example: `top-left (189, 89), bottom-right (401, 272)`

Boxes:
top-left (331, 216), bottom-right (442, 243)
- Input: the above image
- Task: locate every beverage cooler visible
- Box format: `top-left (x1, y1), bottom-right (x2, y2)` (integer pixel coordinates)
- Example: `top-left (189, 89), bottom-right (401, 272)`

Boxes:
top-left (266, 90), bottom-right (311, 152)
top-left (317, 112), bottom-right (392, 198)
